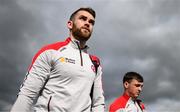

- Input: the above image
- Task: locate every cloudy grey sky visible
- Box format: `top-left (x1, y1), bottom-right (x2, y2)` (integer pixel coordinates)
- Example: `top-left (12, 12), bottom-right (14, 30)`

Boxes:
top-left (0, 0), bottom-right (180, 111)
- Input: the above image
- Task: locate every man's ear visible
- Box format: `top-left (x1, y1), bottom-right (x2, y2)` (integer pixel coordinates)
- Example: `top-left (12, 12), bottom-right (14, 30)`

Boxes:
top-left (124, 82), bottom-right (129, 89)
top-left (67, 20), bottom-right (73, 29)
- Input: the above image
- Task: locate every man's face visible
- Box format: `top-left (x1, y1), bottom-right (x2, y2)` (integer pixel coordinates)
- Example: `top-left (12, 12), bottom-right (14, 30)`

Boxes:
top-left (124, 79), bottom-right (143, 99)
top-left (69, 10), bottom-right (95, 41)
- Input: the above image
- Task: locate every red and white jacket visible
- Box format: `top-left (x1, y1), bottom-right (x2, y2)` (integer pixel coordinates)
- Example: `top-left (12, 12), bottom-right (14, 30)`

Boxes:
top-left (11, 37), bottom-right (105, 112)
top-left (109, 93), bottom-right (146, 112)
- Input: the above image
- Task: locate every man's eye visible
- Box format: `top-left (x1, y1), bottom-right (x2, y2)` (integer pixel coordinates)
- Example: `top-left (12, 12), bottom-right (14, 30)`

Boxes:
top-left (135, 84), bottom-right (141, 87)
top-left (89, 20), bottom-right (95, 25)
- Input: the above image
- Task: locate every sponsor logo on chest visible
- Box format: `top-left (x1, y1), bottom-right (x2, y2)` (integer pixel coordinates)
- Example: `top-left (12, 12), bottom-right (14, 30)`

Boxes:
top-left (59, 57), bottom-right (75, 64)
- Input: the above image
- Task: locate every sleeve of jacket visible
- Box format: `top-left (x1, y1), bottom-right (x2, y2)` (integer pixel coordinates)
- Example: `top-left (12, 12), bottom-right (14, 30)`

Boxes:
top-left (91, 64), bottom-right (105, 112)
top-left (11, 48), bottom-right (53, 112)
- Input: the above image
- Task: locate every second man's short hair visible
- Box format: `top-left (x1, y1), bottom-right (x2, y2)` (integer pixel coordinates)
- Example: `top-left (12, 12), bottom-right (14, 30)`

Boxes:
top-left (123, 72), bottom-right (143, 83)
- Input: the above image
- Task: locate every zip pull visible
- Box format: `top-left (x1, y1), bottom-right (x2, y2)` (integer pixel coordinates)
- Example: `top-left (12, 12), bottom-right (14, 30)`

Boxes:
top-left (76, 41), bottom-right (83, 66)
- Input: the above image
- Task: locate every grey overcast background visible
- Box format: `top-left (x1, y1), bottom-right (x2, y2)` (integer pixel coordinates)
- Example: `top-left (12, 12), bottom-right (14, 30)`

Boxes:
top-left (0, 0), bottom-right (180, 111)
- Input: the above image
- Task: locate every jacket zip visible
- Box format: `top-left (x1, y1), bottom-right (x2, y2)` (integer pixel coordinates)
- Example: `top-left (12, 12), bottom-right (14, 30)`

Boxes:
top-left (47, 96), bottom-right (52, 112)
top-left (76, 42), bottom-right (83, 66)
top-left (134, 101), bottom-right (139, 112)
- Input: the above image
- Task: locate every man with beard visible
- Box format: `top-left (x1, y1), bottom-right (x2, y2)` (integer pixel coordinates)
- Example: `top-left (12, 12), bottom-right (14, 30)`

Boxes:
top-left (109, 72), bottom-right (146, 112)
top-left (11, 7), bottom-right (105, 112)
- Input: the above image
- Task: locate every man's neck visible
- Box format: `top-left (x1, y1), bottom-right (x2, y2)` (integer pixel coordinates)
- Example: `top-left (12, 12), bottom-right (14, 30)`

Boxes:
top-left (77, 40), bottom-right (86, 49)
top-left (70, 36), bottom-right (86, 49)
top-left (124, 91), bottom-right (137, 100)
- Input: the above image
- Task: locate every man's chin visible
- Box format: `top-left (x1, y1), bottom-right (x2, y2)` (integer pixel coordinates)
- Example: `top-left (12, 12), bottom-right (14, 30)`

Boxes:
top-left (135, 94), bottom-right (140, 98)
top-left (80, 36), bottom-right (90, 41)
top-left (80, 33), bottom-right (91, 41)
top-left (73, 31), bottom-right (91, 41)
top-left (132, 94), bottom-right (139, 99)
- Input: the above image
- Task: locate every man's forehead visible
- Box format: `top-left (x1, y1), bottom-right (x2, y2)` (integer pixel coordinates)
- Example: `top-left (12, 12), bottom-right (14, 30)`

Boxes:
top-left (131, 79), bottom-right (143, 84)
top-left (76, 11), bottom-right (94, 19)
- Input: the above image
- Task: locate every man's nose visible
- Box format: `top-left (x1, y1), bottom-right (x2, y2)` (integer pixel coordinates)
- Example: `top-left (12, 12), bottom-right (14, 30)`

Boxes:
top-left (84, 21), bottom-right (90, 27)
top-left (139, 87), bottom-right (142, 91)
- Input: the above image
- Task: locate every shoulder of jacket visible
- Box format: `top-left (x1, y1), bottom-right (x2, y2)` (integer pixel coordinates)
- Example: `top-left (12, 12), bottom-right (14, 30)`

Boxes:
top-left (110, 95), bottom-right (129, 111)
top-left (89, 54), bottom-right (100, 65)
top-left (28, 38), bottom-right (70, 71)
top-left (40, 38), bottom-right (70, 52)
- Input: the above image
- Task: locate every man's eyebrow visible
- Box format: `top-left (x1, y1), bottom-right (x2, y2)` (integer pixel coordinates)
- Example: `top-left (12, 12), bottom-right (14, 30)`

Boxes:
top-left (79, 14), bottom-right (94, 19)
top-left (135, 83), bottom-right (143, 86)
top-left (79, 15), bottom-right (87, 18)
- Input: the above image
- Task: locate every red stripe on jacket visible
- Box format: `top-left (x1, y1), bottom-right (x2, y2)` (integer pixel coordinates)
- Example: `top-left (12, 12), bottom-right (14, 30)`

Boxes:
top-left (28, 37), bottom-right (71, 71)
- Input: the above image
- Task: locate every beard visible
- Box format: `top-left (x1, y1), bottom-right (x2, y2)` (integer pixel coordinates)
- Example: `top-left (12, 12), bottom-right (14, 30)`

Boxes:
top-left (72, 23), bottom-right (92, 41)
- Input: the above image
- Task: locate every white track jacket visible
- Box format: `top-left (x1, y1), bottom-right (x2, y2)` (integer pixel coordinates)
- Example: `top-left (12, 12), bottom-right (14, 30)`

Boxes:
top-left (109, 93), bottom-right (145, 112)
top-left (11, 37), bottom-right (105, 112)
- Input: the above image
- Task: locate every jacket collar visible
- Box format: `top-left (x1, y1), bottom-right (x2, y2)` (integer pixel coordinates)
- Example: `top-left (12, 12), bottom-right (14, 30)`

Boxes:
top-left (123, 92), bottom-right (142, 103)
top-left (68, 37), bottom-right (89, 52)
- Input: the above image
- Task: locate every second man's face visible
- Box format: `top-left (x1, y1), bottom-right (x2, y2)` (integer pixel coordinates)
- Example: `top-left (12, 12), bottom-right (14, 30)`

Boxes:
top-left (70, 10), bottom-right (95, 41)
top-left (125, 79), bottom-right (143, 99)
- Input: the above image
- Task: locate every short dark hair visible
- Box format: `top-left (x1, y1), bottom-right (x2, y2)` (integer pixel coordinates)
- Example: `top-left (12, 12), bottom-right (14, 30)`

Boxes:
top-left (69, 7), bottom-right (96, 21)
top-left (123, 72), bottom-right (143, 83)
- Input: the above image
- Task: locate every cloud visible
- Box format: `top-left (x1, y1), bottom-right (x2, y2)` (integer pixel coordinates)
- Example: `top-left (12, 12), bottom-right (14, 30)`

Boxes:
top-left (0, 0), bottom-right (46, 110)
top-left (0, 100), bottom-right (12, 111)
top-left (0, 0), bottom-right (180, 111)
top-left (147, 98), bottom-right (180, 112)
